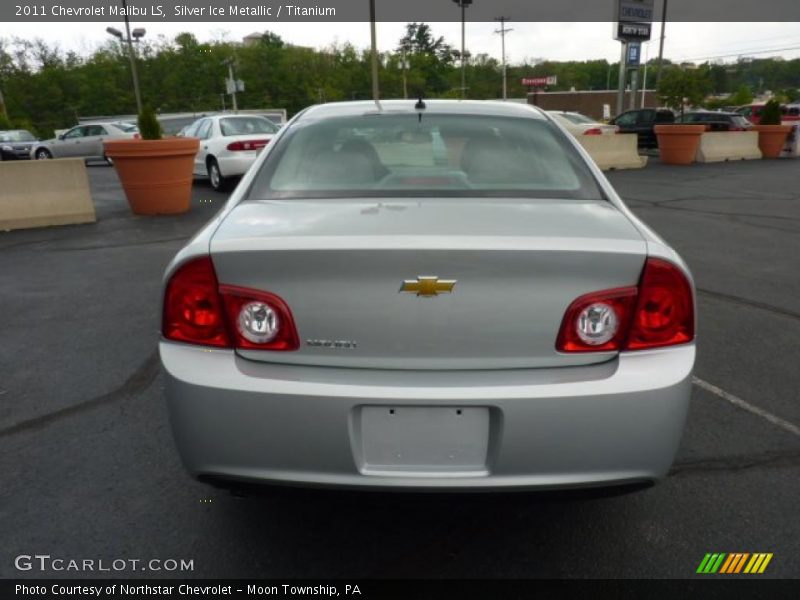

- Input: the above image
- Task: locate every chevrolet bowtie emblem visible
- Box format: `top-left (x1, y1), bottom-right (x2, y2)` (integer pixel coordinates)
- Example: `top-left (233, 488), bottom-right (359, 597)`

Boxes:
top-left (400, 276), bottom-right (457, 297)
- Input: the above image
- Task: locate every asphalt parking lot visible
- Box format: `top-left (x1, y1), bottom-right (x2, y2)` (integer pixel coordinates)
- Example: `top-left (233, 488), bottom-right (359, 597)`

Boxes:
top-left (1, 159), bottom-right (799, 580)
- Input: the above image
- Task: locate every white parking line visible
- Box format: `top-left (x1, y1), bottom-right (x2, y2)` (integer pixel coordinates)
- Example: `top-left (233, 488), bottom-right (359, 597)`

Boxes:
top-left (693, 376), bottom-right (800, 437)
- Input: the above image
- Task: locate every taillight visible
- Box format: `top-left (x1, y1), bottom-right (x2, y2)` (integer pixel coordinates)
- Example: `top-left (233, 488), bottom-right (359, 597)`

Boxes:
top-left (583, 128), bottom-right (604, 135)
top-left (133, 133), bottom-right (141, 139)
top-left (556, 258), bottom-right (694, 353)
top-left (163, 257), bottom-right (230, 348)
top-left (162, 256), bottom-right (299, 351)
top-left (219, 285), bottom-right (299, 351)
top-left (556, 287), bottom-right (638, 352)
top-left (626, 258), bottom-right (694, 350)
top-left (226, 139), bottom-right (270, 151)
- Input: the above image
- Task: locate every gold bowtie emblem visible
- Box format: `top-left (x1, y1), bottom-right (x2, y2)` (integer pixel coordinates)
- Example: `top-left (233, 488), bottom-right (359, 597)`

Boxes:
top-left (400, 276), bottom-right (457, 297)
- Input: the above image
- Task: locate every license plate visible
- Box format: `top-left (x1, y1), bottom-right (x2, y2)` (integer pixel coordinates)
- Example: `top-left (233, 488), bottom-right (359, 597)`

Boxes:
top-left (358, 406), bottom-right (490, 475)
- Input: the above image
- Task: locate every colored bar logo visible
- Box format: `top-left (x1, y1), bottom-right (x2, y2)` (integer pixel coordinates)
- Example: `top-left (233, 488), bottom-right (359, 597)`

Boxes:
top-left (697, 553), bottom-right (773, 574)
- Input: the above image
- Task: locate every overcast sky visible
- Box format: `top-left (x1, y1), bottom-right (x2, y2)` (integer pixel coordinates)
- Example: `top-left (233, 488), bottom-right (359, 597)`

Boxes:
top-left (3, 21), bottom-right (800, 65)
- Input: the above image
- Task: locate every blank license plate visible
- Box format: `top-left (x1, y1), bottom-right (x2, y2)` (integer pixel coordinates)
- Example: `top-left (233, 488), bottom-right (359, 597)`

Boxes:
top-left (359, 406), bottom-right (489, 475)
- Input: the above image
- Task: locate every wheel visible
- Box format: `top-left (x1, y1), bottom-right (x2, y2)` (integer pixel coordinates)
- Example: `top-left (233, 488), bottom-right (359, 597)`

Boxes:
top-left (207, 158), bottom-right (230, 192)
top-left (35, 148), bottom-right (52, 160)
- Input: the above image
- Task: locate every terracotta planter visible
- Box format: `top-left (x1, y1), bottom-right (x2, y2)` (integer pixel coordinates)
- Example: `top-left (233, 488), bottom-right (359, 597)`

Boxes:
top-left (103, 138), bottom-right (200, 215)
top-left (752, 124), bottom-right (792, 159)
top-left (654, 125), bottom-right (706, 165)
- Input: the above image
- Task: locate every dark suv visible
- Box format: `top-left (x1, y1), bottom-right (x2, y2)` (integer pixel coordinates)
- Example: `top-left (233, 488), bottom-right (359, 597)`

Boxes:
top-left (677, 111), bottom-right (752, 131)
top-left (610, 108), bottom-right (675, 148)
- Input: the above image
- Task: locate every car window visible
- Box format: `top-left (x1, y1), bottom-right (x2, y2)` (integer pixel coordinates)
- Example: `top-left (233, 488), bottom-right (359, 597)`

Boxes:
top-left (86, 125), bottom-right (107, 136)
top-left (248, 113), bottom-right (604, 201)
top-left (220, 116), bottom-right (279, 136)
top-left (560, 113), bottom-right (596, 125)
top-left (0, 130), bottom-right (35, 142)
top-left (614, 112), bottom-right (637, 126)
top-left (196, 119), bottom-right (213, 140)
top-left (63, 127), bottom-right (85, 139)
top-left (113, 122), bottom-right (138, 133)
top-left (655, 111), bottom-right (674, 123)
top-left (183, 121), bottom-right (201, 138)
top-left (635, 110), bottom-right (655, 124)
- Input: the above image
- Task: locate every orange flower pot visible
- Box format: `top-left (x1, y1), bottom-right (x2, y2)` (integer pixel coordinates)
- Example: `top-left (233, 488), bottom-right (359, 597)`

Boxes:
top-left (104, 138), bottom-right (200, 215)
top-left (753, 124), bottom-right (792, 159)
top-left (654, 125), bottom-right (706, 165)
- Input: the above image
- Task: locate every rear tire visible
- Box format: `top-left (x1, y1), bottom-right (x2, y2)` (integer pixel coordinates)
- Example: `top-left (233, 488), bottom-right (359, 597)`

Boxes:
top-left (207, 158), bottom-right (229, 192)
top-left (35, 148), bottom-right (52, 160)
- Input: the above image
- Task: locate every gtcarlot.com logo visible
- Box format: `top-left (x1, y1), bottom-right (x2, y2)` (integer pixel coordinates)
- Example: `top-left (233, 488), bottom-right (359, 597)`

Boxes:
top-left (14, 554), bottom-right (194, 572)
top-left (696, 552), bottom-right (773, 574)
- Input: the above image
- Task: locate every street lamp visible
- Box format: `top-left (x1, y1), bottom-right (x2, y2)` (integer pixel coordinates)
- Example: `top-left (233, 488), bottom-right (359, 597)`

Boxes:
top-left (452, 0), bottom-right (472, 99)
top-left (106, 0), bottom-right (145, 115)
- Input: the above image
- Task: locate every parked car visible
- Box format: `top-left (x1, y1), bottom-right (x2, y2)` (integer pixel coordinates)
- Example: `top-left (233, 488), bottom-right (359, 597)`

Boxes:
top-left (181, 114), bottom-right (280, 191)
top-left (735, 103), bottom-right (800, 124)
top-left (0, 129), bottom-right (38, 160)
top-left (610, 108), bottom-right (675, 148)
top-left (547, 111), bottom-right (618, 136)
top-left (30, 122), bottom-right (139, 163)
top-left (160, 100), bottom-right (696, 495)
top-left (676, 111), bottom-right (753, 131)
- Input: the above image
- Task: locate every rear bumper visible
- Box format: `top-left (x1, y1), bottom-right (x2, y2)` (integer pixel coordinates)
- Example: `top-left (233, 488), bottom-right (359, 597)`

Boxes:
top-left (215, 152), bottom-right (257, 178)
top-left (161, 342), bottom-right (694, 491)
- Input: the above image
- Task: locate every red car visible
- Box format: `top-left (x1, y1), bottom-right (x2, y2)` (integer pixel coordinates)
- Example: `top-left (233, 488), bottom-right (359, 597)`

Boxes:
top-left (735, 103), bottom-right (800, 124)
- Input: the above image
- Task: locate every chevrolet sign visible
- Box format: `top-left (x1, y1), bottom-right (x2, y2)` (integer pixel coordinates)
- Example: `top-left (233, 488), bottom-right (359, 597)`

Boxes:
top-left (614, 0), bottom-right (655, 23)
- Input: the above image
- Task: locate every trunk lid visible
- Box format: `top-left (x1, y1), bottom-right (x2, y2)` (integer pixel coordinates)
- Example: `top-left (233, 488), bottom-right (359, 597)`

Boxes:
top-left (210, 198), bottom-right (646, 369)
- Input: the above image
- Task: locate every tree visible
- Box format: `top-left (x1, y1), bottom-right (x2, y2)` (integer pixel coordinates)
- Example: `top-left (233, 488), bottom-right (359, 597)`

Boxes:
top-left (657, 67), bottom-right (712, 115)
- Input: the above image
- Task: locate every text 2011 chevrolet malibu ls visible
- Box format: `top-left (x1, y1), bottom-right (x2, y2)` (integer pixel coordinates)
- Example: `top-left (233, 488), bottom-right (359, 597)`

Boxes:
top-left (160, 100), bottom-right (695, 492)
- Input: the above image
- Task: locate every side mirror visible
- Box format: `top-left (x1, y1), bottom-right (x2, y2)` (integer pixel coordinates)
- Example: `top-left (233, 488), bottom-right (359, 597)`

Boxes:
top-left (58, 134), bottom-right (66, 140)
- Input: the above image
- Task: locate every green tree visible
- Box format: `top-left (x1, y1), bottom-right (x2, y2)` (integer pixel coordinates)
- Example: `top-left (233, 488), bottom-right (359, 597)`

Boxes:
top-left (657, 67), bottom-right (712, 115)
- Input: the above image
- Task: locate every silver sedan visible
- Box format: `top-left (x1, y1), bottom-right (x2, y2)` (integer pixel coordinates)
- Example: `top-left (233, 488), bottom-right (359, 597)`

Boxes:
top-left (31, 121), bottom-right (139, 163)
top-left (160, 100), bottom-right (695, 492)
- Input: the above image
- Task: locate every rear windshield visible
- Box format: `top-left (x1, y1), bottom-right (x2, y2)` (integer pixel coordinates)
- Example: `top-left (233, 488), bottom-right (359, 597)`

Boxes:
top-left (248, 113), bottom-right (603, 200)
top-left (220, 117), bottom-right (279, 136)
top-left (114, 122), bottom-right (138, 132)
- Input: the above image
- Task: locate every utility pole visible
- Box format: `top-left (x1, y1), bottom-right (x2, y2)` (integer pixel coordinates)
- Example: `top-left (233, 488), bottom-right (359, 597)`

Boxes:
top-left (369, 0), bottom-right (380, 104)
top-left (494, 16), bottom-right (513, 101)
top-left (452, 0), bottom-right (473, 99)
top-left (224, 58), bottom-right (238, 112)
top-left (655, 0), bottom-right (668, 87)
top-left (401, 51), bottom-right (410, 99)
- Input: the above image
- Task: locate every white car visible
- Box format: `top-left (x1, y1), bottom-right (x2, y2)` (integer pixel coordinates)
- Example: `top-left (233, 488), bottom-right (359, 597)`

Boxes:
top-left (182, 115), bottom-right (280, 191)
top-left (547, 111), bottom-right (618, 137)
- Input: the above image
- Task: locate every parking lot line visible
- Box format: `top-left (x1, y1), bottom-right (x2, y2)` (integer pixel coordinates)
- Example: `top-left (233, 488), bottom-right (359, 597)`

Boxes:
top-left (693, 376), bottom-right (800, 437)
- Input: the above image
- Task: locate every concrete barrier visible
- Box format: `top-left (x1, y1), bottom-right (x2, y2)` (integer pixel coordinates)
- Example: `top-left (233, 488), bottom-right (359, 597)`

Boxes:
top-left (781, 123), bottom-right (800, 158)
top-left (0, 159), bottom-right (96, 231)
top-left (577, 134), bottom-right (647, 170)
top-left (695, 131), bottom-right (762, 163)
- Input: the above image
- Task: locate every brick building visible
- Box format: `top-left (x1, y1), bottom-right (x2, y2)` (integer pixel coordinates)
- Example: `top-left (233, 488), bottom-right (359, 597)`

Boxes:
top-left (527, 90), bottom-right (659, 120)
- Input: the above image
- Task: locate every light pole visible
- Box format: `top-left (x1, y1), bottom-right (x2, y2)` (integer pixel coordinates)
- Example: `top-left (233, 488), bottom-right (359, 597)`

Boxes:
top-left (452, 0), bottom-right (472, 99)
top-left (368, 0), bottom-right (380, 104)
top-left (223, 57), bottom-right (239, 112)
top-left (106, 0), bottom-right (144, 115)
top-left (494, 16), bottom-right (513, 101)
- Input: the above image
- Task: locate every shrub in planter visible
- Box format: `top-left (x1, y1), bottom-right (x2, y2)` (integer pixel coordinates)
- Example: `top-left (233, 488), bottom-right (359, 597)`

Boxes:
top-left (753, 99), bottom-right (792, 158)
top-left (104, 107), bottom-right (199, 215)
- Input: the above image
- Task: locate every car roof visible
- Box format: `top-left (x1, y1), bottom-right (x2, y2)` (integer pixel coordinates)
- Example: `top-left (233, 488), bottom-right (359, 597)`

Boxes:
top-left (298, 100), bottom-right (545, 121)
